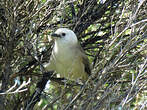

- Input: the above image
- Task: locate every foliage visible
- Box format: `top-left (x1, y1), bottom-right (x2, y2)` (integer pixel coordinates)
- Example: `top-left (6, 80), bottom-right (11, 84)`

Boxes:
top-left (0, 0), bottom-right (146, 110)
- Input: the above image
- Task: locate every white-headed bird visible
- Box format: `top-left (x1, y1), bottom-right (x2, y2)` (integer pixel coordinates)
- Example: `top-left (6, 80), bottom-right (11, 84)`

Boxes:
top-left (45, 28), bottom-right (91, 82)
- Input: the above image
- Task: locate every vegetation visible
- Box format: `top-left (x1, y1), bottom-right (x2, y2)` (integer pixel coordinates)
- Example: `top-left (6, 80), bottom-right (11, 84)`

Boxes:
top-left (0, 0), bottom-right (146, 110)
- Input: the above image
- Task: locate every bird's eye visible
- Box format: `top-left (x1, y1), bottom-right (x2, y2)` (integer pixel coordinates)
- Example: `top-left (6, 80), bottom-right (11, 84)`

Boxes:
top-left (61, 33), bottom-right (66, 36)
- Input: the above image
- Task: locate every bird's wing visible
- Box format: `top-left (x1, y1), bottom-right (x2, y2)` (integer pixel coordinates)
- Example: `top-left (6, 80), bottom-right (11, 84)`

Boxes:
top-left (81, 54), bottom-right (91, 76)
top-left (75, 44), bottom-right (91, 76)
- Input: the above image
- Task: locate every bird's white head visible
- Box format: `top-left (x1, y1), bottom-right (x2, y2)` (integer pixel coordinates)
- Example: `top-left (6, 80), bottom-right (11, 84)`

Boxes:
top-left (51, 28), bottom-right (78, 46)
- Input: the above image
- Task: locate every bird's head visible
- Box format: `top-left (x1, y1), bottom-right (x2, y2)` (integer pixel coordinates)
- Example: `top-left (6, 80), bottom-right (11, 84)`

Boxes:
top-left (51, 28), bottom-right (78, 45)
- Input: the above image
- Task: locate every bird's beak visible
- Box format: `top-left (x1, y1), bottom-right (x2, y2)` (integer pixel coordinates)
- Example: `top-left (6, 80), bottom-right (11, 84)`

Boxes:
top-left (51, 33), bottom-right (61, 38)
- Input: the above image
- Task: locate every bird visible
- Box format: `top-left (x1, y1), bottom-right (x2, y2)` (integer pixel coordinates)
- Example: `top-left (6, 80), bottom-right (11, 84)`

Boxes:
top-left (44, 28), bottom-right (91, 82)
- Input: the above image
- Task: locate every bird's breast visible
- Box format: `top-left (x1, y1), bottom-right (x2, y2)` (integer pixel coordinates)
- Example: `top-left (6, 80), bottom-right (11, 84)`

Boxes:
top-left (53, 45), bottom-right (73, 63)
top-left (52, 45), bottom-right (87, 81)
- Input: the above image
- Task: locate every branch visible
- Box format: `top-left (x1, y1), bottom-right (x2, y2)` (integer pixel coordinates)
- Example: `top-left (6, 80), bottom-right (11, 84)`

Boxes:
top-left (0, 78), bottom-right (31, 95)
top-left (24, 72), bottom-right (53, 110)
